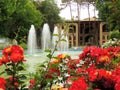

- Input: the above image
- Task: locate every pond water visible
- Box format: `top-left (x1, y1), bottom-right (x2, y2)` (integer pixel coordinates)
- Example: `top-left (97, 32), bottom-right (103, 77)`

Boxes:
top-left (25, 50), bottom-right (82, 73)
top-left (0, 48), bottom-right (83, 74)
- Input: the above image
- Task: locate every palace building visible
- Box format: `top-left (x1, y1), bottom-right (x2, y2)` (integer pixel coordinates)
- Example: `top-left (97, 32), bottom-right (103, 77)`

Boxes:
top-left (57, 18), bottom-right (109, 47)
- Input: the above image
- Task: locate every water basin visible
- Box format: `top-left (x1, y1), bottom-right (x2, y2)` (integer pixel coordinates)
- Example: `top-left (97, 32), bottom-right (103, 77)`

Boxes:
top-left (25, 50), bottom-right (82, 73)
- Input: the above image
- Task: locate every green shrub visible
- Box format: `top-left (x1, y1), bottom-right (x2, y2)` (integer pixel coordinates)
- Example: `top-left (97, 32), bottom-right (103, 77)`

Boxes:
top-left (20, 42), bottom-right (27, 49)
top-left (109, 30), bottom-right (120, 40)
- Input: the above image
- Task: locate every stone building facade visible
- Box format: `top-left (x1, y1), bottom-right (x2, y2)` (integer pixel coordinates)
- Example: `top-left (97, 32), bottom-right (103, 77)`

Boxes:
top-left (57, 19), bottom-right (109, 47)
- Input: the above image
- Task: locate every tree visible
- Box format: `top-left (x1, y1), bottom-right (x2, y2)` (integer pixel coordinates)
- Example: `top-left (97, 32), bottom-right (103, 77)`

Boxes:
top-left (96, 0), bottom-right (120, 30)
top-left (34, 0), bottom-right (61, 31)
top-left (0, 0), bottom-right (43, 43)
top-left (62, 0), bottom-right (96, 20)
top-left (109, 30), bottom-right (120, 40)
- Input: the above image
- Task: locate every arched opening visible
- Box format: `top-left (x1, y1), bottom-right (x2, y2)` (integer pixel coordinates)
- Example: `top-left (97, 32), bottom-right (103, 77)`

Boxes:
top-left (103, 24), bottom-right (109, 32)
top-left (69, 25), bottom-right (76, 33)
top-left (84, 26), bottom-right (93, 34)
top-left (84, 35), bottom-right (93, 45)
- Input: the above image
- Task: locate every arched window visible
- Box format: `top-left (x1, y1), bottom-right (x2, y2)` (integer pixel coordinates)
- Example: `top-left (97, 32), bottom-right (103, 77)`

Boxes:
top-left (69, 25), bottom-right (76, 33)
top-left (103, 24), bottom-right (109, 32)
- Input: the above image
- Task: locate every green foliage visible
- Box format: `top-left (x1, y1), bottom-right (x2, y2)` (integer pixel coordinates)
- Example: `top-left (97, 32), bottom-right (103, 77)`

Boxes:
top-left (109, 30), bottom-right (120, 40)
top-left (27, 30), bottom-right (69, 89)
top-left (102, 38), bottom-right (120, 48)
top-left (96, 0), bottom-right (120, 30)
top-left (0, 0), bottom-right (43, 43)
top-left (35, 0), bottom-right (61, 31)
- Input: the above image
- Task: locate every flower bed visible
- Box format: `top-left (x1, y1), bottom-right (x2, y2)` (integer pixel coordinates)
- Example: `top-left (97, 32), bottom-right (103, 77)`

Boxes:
top-left (0, 45), bottom-right (120, 90)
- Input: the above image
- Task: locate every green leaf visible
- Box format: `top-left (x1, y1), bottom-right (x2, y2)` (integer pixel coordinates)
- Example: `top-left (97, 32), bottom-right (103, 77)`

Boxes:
top-left (44, 49), bottom-right (51, 53)
top-left (69, 26), bottom-right (74, 30)
top-left (17, 66), bottom-right (24, 71)
top-left (19, 74), bottom-right (27, 80)
top-left (47, 54), bottom-right (52, 59)
top-left (6, 63), bottom-right (12, 66)
top-left (5, 68), bottom-right (13, 75)
top-left (39, 64), bottom-right (46, 68)
top-left (53, 34), bottom-right (59, 37)
top-left (0, 71), bottom-right (5, 75)
top-left (20, 84), bottom-right (27, 89)
top-left (60, 39), bottom-right (66, 42)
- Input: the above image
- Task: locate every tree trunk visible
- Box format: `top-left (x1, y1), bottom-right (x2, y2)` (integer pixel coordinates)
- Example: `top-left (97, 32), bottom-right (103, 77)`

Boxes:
top-left (77, 3), bottom-right (81, 46)
top-left (69, 1), bottom-right (73, 19)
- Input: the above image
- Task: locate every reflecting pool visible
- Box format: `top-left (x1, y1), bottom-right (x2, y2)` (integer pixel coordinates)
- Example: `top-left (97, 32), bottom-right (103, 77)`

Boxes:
top-left (25, 50), bottom-right (82, 73)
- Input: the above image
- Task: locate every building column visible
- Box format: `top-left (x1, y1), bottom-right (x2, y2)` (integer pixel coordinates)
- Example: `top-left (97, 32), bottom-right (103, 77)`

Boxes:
top-left (99, 22), bottom-right (108, 46)
top-left (99, 23), bottom-right (103, 46)
top-left (76, 24), bottom-right (78, 47)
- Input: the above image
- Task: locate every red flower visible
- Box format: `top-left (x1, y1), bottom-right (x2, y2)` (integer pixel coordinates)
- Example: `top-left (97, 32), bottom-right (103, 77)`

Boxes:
top-left (14, 82), bottom-right (19, 87)
top-left (0, 60), bottom-right (2, 66)
top-left (2, 46), bottom-right (11, 56)
top-left (11, 45), bottom-right (24, 55)
top-left (115, 82), bottom-right (120, 90)
top-left (9, 76), bottom-right (16, 81)
top-left (0, 78), bottom-right (6, 90)
top-left (1, 45), bottom-right (24, 63)
top-left (103, 79), bottom-right (114, 88)
top-left (67, 76), bottom-right (78, 84)
top-left (57, 54), bottom-right (66, 59)
top-left (0, 87), bottom-right (4, 90)
top-left (88, 69), bottom-right (98, 82)
top-left (97, 55), bottom-right (110, 65)
top-left (46, 68), bottom-right (60, 78)
top-left (66, 59), bottom-right (80, 69)
top-left (97, 69), bottom-right (107, 80)
top-left (30, 79), bottom-right (36, 84)
top-left (68, 77), bottom-right (88, 90)
top-left (0, 56), bottom-right (9, 64)
top-left (76, 68), bottom-right (84, 74)
top-left (10, 52), bottom-right (24, 63)
top-left (90, 47), bottom-right (101, 58)
top-left (94, 88), bottom-right (101, 90)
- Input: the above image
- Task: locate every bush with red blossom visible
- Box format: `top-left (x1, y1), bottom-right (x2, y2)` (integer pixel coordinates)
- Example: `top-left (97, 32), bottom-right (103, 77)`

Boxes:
top-left (1, 45), bottom-right (120, 90)
top-left (0, 45), bottom-right (27, 90)
top-left (68, 77), bottom-right (88, 90)
top-left (66, 46), bottom-right (120, 90)
top-left (0, 77), bottom-right (6, 90)
top-left (26, 46), bottom-right (120, 90)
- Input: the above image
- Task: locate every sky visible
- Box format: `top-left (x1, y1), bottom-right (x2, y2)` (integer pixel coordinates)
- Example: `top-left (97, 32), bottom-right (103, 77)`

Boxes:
top-left (55, 0), bottom-right (98, 20)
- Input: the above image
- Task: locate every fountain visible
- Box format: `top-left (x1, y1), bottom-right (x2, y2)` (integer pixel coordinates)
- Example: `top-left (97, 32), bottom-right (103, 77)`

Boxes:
top-left (52, 26), bottom-right (59, 49)
top-left (26, 24), bottom-right (81, 73)
top-left (58, 30), bottom-right (69, 51)
top-left (41, 23), bottom-right (51, 51)
top-left (52, 27), bottom-right (69, 51)
top-left (27, 25), bottom-right (37, 55)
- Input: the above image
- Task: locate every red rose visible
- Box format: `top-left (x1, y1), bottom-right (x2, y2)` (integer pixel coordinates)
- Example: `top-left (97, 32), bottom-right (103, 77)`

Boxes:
top-left (68, 77), bottom-right (88, 90)
top-left (115, 82), bottom-right (120, 90)
top-left (14, 82), bottom-right (19, 87)
top-left (2, 46), bottom-right (11, 56)
top-left (1, 56), bottom-right (9, 64)
top-left (46, 68), bottom-right (60, 78)
top-left (11, 45), bottom-right (24, 54)
top-left (30, 79), bottom-right (35, 84)
top-left (10, 52), bottom-right (24, 63)
top-left (0, 78), bottom-right (6, 89)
